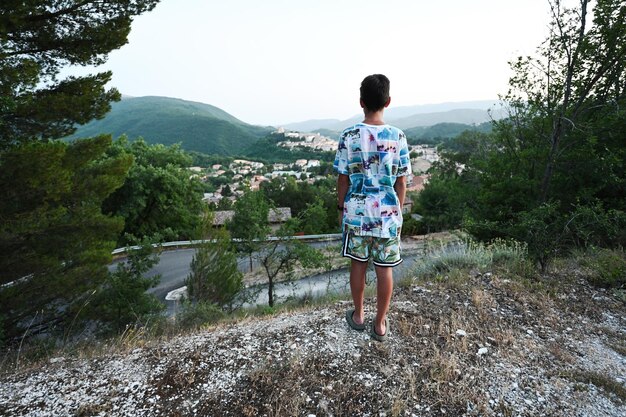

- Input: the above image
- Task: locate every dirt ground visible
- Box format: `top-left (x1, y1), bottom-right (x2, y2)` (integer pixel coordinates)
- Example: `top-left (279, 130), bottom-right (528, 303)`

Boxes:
top-left (1, 256), bottom-right (624, 416)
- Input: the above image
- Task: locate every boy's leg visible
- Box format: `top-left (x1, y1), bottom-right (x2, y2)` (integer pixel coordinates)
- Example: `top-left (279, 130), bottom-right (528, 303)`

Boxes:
top-left (374, 265), bottom-right (393, 336)
top-left (349, 259), bottom-right (368, 325)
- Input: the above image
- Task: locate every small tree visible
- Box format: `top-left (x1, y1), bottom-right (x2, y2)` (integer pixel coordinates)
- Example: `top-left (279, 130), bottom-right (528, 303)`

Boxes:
top-left (259, 212), bottom-right (325, 307)
top-left (229, 190), bottom-right (270, 271)
top-left (186, 213), bottom-right (243, 311)
top-left (92, 237), bottom-right (164, 334)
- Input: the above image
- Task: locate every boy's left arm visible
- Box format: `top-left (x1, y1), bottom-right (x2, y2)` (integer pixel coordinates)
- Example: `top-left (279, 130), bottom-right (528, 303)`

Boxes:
top-left (394, 175), bottom-right (407, 209)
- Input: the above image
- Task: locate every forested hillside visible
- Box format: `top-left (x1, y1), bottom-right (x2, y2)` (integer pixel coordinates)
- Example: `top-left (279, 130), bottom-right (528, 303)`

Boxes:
top-left (67, 96), bottom-right (272, 155)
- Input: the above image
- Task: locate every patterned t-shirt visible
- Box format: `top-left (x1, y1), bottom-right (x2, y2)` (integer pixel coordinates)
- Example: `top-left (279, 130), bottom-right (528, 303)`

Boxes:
top-left (333, 123), bottom-right (412, 238)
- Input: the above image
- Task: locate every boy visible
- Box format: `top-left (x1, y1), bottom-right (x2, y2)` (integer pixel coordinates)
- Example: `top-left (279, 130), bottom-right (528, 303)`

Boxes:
top-left (334, 74), bottom-right (411, 342)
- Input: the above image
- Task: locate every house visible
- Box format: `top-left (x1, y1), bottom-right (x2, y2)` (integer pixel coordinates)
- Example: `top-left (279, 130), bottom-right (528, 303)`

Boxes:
top-left (203, 193), bottom-right (223, 205)
top-left (212, 207), bottom-right (292, 233)
top-left (402, 200), bottom-right (413, 214)
top-left (269, 170), bottom-right (303, 179)
top-left (268, 207), bottom-right (292, 232)
top-left (407, 174), bottom-right (430, 193)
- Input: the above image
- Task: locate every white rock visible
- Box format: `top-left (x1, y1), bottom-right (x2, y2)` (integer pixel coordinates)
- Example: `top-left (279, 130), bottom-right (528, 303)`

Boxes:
top-left (455, 329), bottom-right (467, 337)
top-left (477, 347), bottom-right (488, 356)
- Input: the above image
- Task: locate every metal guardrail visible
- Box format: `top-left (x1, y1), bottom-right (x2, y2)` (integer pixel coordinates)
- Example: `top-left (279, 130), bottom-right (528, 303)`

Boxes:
top-left (2, 234), bottom-right (343, 289)
top-left (111, 233), bottom-right (342, 255)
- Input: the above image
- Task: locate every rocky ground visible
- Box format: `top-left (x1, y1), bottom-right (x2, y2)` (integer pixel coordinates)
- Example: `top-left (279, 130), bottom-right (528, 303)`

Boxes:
top-left (0, 258), bottom-right (625, 416)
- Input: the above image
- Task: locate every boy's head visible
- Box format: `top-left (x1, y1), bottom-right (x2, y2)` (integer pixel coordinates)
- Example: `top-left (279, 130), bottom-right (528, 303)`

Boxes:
top-left (360, 74), bottom-right (390, 112)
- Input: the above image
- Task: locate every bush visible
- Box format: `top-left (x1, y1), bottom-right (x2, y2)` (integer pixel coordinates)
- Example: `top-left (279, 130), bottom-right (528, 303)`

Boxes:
top-left (413, 238), bottom-right (530, 279)
top-left (402, 214), bottom-right (428, 236)
top-left (90, 238), bottom-right (165, 334)
top-left (177, 302), bottom-right (225, 329)
top-left (580, 247), bottom-right (626, 288)
top-left (185, 226), bottom-right (243, 310)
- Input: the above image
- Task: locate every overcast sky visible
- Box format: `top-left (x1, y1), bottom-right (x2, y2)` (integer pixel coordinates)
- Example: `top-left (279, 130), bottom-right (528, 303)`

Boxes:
top-left (74, 0), bottom-right (559, 125)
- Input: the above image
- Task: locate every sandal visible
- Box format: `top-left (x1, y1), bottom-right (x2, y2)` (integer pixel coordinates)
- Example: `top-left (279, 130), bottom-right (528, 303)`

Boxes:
top-left (345, 309), bottom-right (365, 331)
top-left (370, 318), bottom-right (389, 342)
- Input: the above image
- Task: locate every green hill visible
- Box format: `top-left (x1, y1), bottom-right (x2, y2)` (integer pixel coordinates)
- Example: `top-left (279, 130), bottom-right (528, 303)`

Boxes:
top-left (67, 96), bottom-right (272, 155)
top-left (404, 122), bottom-right (492, 141)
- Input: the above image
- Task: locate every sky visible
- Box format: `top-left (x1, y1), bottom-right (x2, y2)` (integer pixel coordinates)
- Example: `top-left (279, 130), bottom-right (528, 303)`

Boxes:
top-left (71, 0), bottom-right (558, 125)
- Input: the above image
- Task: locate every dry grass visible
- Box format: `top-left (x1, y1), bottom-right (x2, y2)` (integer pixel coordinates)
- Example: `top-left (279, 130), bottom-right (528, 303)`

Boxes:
top-left (3, 240), bottom-right (626, 416)
top-left (561, 371), bottom-right (626, 403)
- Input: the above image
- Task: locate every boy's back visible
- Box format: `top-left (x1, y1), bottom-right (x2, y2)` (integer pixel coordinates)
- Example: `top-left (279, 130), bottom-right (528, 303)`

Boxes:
top-left (334, 121), bottom-right (411, 238)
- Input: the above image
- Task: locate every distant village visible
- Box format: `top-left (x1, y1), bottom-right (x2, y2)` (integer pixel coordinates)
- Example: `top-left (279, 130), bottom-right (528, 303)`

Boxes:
top-left (188, 129), bottom-right (439, 225)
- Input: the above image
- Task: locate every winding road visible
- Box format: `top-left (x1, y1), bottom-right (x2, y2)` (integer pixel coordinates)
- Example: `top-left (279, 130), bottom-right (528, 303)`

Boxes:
top-left (110, 236), bottom-right (461, 314)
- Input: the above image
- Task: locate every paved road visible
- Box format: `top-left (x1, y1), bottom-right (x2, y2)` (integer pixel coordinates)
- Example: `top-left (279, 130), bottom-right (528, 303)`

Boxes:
top-left (110, 238), bottom-right (461, 314)
top-left (110, 239), bottom-right (343, 301)
top-left (240, 250), bottom-right (428, 307)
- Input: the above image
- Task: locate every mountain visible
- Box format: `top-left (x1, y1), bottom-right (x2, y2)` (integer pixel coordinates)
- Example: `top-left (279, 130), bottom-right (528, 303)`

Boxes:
top-left (384, 100), bottom-right (499, 120)
top-left (312, 128), bottom-right (340, 140)
top-left (404, 122), bottom-right (493, 140)
top-left (280, 119), bottom-right (342, 133)
top-left (281, 100), bottom-right (505, 133)
top-left (389, 108), bottom-right (495, 129)
top-left (67, 96), bottom-right (272, 156)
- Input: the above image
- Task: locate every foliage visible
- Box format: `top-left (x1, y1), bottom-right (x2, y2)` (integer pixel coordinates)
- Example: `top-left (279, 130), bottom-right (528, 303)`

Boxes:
top-left (186, 213), bottom-right (243, 310)
top-left (416, 0), bottom-right (626, 269)
top-left (67, 96), bottom-right (271, 155)
top-left (0, 135), bottom-right (132, 341)
top-left (260, 176), bottom-right (337, 234)
top-left (102, 136), bottom-right (205, 246)
top-left (413, 238), bottom-right (530, 280)
top-left (401, 213), bottom-right (427, 236)
top-left (297, 198), bottom-right (331, 235)
top-left (189, 151), bottom-right (233, 168)
top-left (0, 1), bottom-right (162, 342)
top-left (176, 301), bottom-right (225, 330)
top-left (91, 238), bottom-right (164, 334)
top-left (579, 247), bottom-right (626, 289)
top-left (229, 190), bottom-right (270, 271)
top-left (258, 219), bottom-right (325, 307)
top-left (0, 0), bottom-right (159, 149)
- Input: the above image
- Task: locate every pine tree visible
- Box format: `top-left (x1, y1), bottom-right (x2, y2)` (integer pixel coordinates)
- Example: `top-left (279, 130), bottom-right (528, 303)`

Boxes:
top-left (0, 0), bottom-right (159, 148)
top-left (0, 135), bottom-right (133, 339)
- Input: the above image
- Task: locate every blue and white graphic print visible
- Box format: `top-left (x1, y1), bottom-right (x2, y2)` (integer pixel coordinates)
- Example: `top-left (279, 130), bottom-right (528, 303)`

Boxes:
top-left (334, 123), bottom-right (412, 238)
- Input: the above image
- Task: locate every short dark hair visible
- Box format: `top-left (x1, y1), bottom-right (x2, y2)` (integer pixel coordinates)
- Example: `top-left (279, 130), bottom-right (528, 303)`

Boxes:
top-left (360, 74), bottom-right (390, 112)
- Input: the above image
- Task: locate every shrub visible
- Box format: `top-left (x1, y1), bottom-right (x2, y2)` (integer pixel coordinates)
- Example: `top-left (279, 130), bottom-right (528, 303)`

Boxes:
top-left (177, 302), bottom-right (225, 330)
top-left (185, 226), bottom-right (243, 310)
top-left (413, 238), bottom-right (530, 279)
top-left (580, 247), bottom-right (626, 288)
